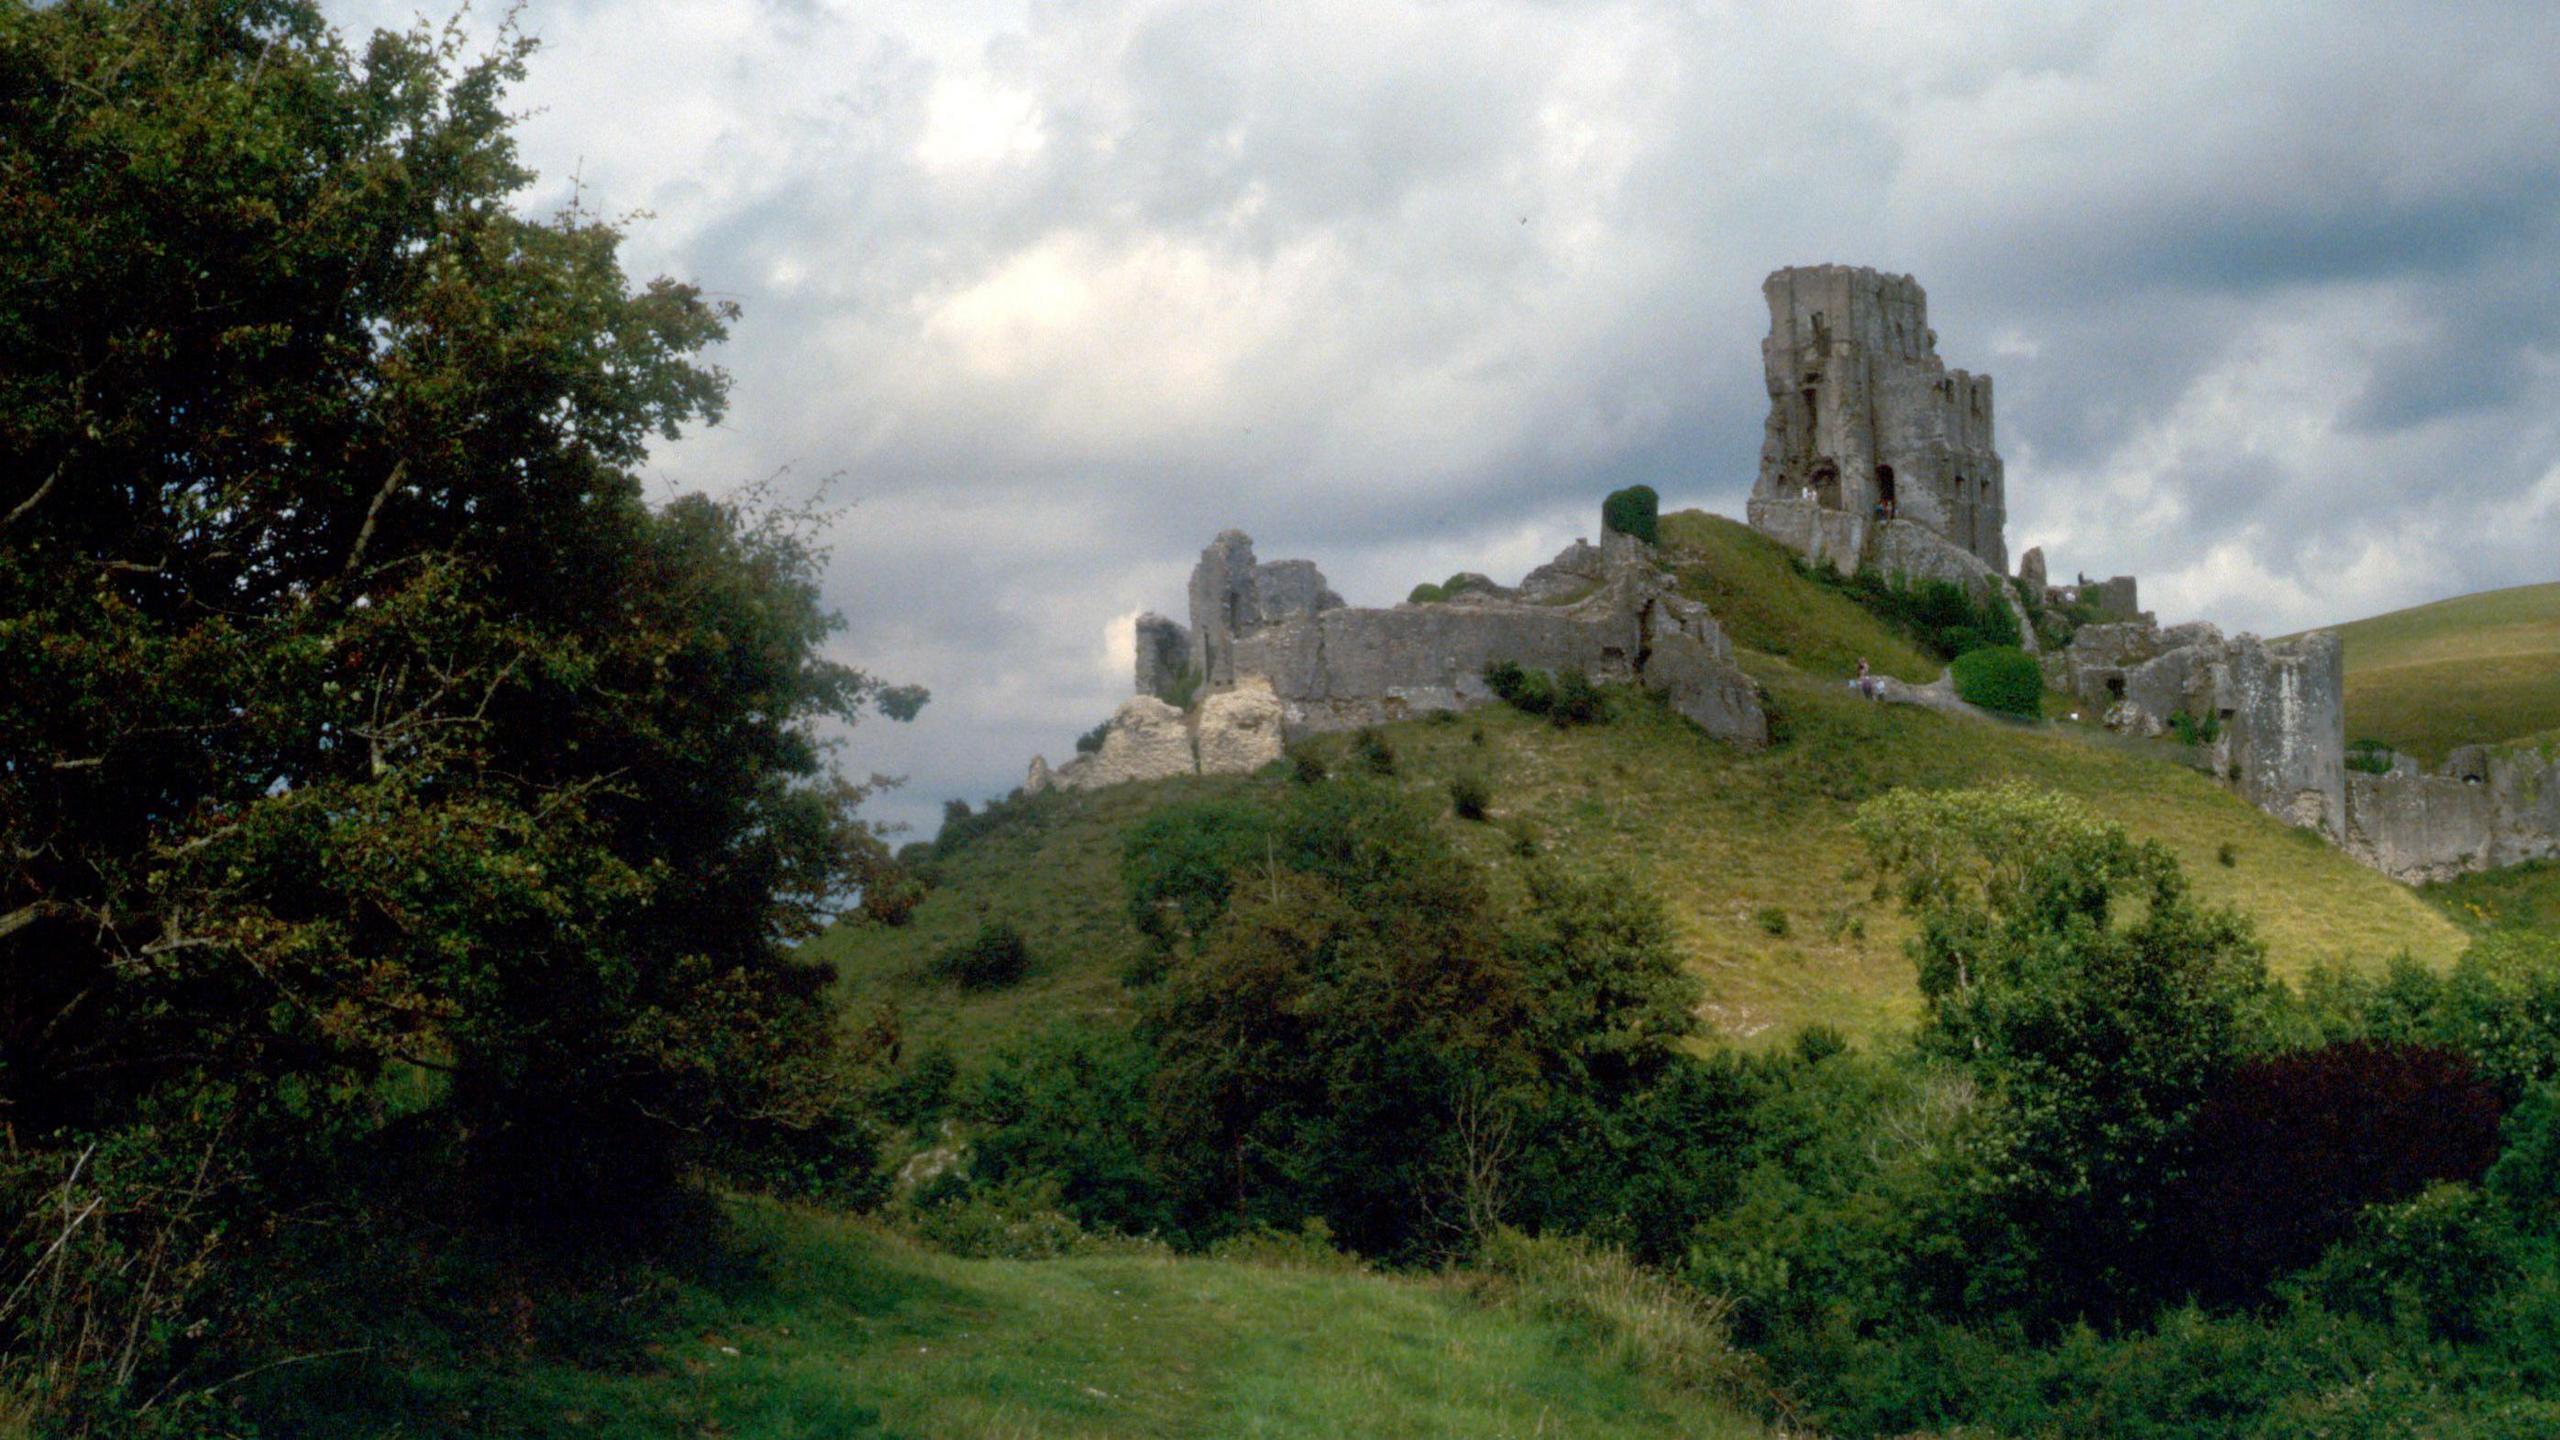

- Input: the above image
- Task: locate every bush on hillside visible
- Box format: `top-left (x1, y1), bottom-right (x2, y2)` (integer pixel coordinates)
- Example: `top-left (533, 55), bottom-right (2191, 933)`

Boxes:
top-left (1951, 646), bottom-right (2042, 717)
top-left (2156, 1040), bottom-right (2507, 1306)
top-left (1353, 727), bottom-right (1399, 776)
top-left (1801, 562), bottom-right (2021, 658)
top-left (1450, 772), bottom-right (1494, 821)
top-left (1122, 797), bottom-right (1274, 955)
top-left (1602, 485), bottom-right (1661, 546)
top-left (935, 922), bottom-right (1032, 990)
top-left (1075, 719), bottom-right (1113, 754)
top-left (1484, 660), bottom-right (1608, 727)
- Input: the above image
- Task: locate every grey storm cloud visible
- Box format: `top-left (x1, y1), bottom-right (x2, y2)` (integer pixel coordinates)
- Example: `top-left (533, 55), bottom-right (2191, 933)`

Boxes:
top-left (324, 0), bottom-right (2560, 837)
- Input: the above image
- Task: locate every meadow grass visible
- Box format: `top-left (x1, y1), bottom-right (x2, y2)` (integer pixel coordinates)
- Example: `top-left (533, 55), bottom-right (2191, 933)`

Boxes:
top-left (2424, 858), bottom-right (2560, 936)
top-left (2304, 579), bottom-right (2560, 763)
top-left (262, 1201), bottom-right (1770, 1439)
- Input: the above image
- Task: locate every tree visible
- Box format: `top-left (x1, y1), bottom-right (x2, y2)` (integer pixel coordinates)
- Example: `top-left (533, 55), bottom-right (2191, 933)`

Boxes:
top-left (0, 1), bottom-right (915, 1415)
top-left (1855, 785), bottom-right (2268, 1324)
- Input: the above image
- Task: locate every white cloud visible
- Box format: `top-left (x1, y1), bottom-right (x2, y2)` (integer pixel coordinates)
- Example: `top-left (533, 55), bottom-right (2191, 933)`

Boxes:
top-left (315, 0), bottom-right (2560, 833)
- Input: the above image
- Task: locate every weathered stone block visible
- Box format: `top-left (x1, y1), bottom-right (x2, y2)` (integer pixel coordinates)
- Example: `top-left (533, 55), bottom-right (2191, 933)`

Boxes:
top-left (1196, 678), bottom-right (1285, 775)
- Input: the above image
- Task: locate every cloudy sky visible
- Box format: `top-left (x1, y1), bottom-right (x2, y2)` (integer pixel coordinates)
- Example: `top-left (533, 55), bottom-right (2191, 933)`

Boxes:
top-left (331, 0), bottom-right (2560, 837)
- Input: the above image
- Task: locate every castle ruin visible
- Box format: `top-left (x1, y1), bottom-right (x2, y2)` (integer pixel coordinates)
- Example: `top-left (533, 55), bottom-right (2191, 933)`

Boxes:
top-left (1028, 528), bottom-right (1768, 793)
top-left (1020, 262), bottom-right (2556, 886)
top-left (1745, 266), bottom-right (2006, 582)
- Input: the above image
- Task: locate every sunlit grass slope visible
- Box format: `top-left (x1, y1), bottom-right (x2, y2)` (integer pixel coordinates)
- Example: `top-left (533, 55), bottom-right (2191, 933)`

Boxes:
top-left (268, 1201), bottom-right (1768, 1440)
top-left (1657, 510), bottom-right (1940, 682)
top-left (818, 515), bottom-right (2464, 1051)
top-left (2307, 580), bottom-right (2560, 764)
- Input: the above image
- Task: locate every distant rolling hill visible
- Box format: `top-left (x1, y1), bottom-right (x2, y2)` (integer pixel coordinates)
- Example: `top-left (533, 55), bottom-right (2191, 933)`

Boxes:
top-left (2311, 581), bottom-right (2560, 764)
top-left (814, 513), bottom-right (2465, 1057)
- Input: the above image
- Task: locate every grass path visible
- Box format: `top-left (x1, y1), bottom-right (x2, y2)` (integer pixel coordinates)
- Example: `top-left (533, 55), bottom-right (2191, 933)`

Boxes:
top-left (264, 1202), bottom-right (1769, 1439)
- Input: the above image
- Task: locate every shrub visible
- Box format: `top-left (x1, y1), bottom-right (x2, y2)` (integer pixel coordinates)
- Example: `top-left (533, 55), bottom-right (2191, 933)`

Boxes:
top-left (969, 1024), bottom-right (1171, 1237)
top-left (1601, 484), bottom-right (1661, 546)
top-left (935, 922), bottom-right (1031, 990)
top-left (1122, 796), bottom-right (1274, 955)
top-left (1408, 582), bottom-right (1449, 604)
top-left (1548, 667), bottom-right (1607, 727)
top-left (2347, 738), bottom-right (2398, 775)
top-left (1950, 646), bottom-right (2042, 717)
top-left (2217, 841), bottom-right (2238, 868)
top-left (2168, 710), bottom-right (2223, 746)
top-left (2157, 1040), bottom-right (2507, 1306)
top-left (1755, 906), bottom-right (1790, 937)
top-left (1484, 660), bottom-right (1605, 726)
top-left (1803, 566), bottom-right (2020, 658)
top-left (1074, 719), bottom-right (1112, 754)
top-left (1450, 772), bottom-right (1494, 821)
top-left (1286, 742), bottom-right (1329, 784)
top-left (1352, 726), bottom-right (1398, 776)
top-left (1504, 817), bottom-right (1542, 857)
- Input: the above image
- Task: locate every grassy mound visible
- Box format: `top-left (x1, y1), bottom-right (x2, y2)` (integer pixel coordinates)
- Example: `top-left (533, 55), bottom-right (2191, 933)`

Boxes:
top-left (262, 1201), bottom-right (1770, 1439)
top-left (2310, 580), bottom-right (2560, 764)
top-left (1657, 511), bottom-right (1940, 682)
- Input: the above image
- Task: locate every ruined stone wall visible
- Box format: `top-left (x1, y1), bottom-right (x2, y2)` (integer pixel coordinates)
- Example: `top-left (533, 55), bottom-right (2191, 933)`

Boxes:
top-left (1749, 265), bottom-right (2006, 573)
top-left (2049, 620), bottom-right (2345, 836)
top-left (1029, 529), bottom-right (1768, 793)
top-left (2343, 745), bottom-right (2560, 884)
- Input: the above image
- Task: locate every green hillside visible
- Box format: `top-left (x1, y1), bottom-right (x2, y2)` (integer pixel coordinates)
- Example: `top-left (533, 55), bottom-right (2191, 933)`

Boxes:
top-left (2314, 580), bottom-right (2560, 763)
top-left (265, 1201), bottom-right (1770, 1439)
top-left (818, 512), bottom-right (2465, 1053)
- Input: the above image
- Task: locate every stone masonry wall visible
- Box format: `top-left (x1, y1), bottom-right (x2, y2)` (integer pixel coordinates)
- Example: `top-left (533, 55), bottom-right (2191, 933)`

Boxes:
top-left (1028, 529), bottom-right (1768, 793)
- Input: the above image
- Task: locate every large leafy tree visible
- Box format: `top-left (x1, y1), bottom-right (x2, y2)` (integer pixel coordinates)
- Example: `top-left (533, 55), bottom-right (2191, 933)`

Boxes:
top-left (0, 0), bottom-right (914, 1349)
top-left (1856, 784), bottom-right (2268, 1324)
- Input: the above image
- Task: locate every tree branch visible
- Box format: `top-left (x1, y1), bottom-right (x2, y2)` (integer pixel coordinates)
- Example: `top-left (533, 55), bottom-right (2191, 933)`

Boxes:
top-left (2, 462), bottom-right (62, 529)
top-left (340, 460), bottom-right (406, 580)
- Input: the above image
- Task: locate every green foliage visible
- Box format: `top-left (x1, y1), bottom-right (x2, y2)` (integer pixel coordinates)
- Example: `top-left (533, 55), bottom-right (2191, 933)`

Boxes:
top-left (2170, 709), bottom-right (2225, 746)
top-left (966, 1024), bottom-right (1171, 1237)
top-left (0, 4), bottom-right (917, 1421)
top-left (1352, 726), bottom-right (1399, 776)
top-left (1136, 786), bottom-right (1718, 1262)
top-left (935, 922), bottom-right (1032, 990)
top-left (1075, 719), bottom-right (1114, 754)
top-left (1480, 1228), bottom-right (1758, 1401)
top-left (1754, 906), bottom-right (1789, 937)
top-left (1450, 771), bottom-right (1495, 821)
top-left (2347, 737), bottom-right (2399, 775)
top-left (1159, 664), bottom-right (1205, 711)
top-left (1121, 795), bottom-right (1275, 958)
top-left (1798, 564), bottom-right (2022, 660)
top-left (1408, 581), bottom-right (1449, 604)
top-left (1856, 785), bottom-right (2268, 1323)
top-left (1601, 485), bottom-right (1661, 546)
top-left (1483, 660), bottom-right (1609, 727)
top-left (1286, 741), bottom-right (1330, 784)
top-left (1949, 645), bottom-right (2043, 717)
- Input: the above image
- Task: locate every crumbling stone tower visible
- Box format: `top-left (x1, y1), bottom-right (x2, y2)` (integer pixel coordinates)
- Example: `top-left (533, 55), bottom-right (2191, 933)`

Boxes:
top-left (1747, 266), bottom-right (2006, 574)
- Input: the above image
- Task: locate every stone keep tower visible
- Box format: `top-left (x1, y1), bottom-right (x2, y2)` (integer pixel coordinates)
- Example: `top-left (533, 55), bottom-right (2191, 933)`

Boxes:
top-left (1747, 266), bottom-right (2006, 574)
